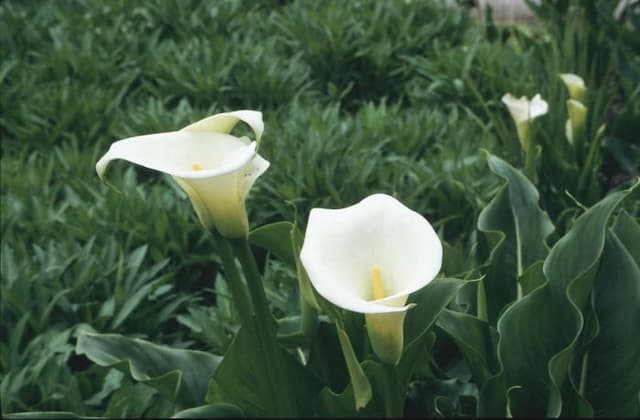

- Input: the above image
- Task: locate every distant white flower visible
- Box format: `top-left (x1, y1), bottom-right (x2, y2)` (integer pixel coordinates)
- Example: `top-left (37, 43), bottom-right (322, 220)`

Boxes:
top-left (300, 194), bottom-right (443, 365)
top-left (565, 99), bottom-right (588, 145)
top-left (502, 93), bottom-right (548, 149)
top-left (96, 111), bottom-right (268, 238)
top-left (559, 73), bottom-right (586, 103)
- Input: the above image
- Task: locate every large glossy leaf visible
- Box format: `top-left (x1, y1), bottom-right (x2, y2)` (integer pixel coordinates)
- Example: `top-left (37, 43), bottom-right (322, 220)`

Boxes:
top-left (585, 228), bottom-right (640, 416)
top-left (399, 277), bottom-right (474, 397)
top-left (436, 309), bottom-right (499, 388)
top-left (205, 327), bottom-right (275, 417)
top-left (205, 326), bottom-right (322, 417)
top-left (496, 187), bottom-right (635, 417)
top-left (76, 332), bottom-right (221, 408)
top-left (477, 153), bottom-right (554, 323)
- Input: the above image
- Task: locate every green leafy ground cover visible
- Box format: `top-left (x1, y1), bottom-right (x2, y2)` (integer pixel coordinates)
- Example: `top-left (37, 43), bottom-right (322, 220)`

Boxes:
top-left (1, 0), bottom-right (638, 417)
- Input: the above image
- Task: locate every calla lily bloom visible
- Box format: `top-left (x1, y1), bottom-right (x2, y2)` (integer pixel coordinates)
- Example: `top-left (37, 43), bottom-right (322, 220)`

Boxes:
top-left (565, 99), bottom-right (588, 145)
top-left (96, 110), bottom-right (269, 238)
top-left (300, 194), bottom-right (442, 365)
top-left (501, 93), bottom-right (548, 150)
top-left (559, 73), bottom-right (586, 103)
top-left (559, 74), bottom-right (588, 145)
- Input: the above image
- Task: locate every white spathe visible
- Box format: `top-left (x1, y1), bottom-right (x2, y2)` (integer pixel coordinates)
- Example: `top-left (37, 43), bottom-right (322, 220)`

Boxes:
top-left (300, 194), bottom-right (443, 365)
top-left (559, 73), bottom-right (586, 103)
top-left (565, 99), bottom-right (588, 145)
top-left (501, 93), bottom-right (548, 149)
top-left (96, 110), bottom-right (269, 238)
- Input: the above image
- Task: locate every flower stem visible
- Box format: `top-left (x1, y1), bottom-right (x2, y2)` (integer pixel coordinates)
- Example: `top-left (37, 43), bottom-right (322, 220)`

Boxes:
top-left (577, 127), bottom-right (603, 197)
top-left (211, 232), bottom-right (254, 332)
top-left (523, 123), bottom-right (537, 182)
top-left (229, 238), bottom-right (298, 416)
top-left (382, 364), bottom-right (403, 418)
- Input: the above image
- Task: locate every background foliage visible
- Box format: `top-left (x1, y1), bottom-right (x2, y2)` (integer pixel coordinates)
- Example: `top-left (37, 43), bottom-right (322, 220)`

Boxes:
top-left (1, 0), bottom-right (638, 417)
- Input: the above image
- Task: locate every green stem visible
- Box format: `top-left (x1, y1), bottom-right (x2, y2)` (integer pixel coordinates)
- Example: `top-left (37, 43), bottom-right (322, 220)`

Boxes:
top-left (230, 239), bottom-right (276, 334)
top-left (229, 238), bottom-right (298, 416)
top-left (211, 232), bottom-right (254, 332)
top-left (382, 364), bottom-right (403, 417)
top-left (523, 122), bottom-right (536, 182)
top-left (577, 128), bottom-right (603, 196)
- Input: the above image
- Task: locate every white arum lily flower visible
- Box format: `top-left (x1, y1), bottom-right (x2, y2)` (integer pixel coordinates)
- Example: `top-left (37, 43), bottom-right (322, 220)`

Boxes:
top-left (559, 73), bottom-right (586, 103)
top-left (565, 99), bottom-right (588, 145)
top-left (502, 93), bottom-right (548, 150)
top-left (559, 74), bottom-right (588, 145)
top-left (96, 110), bottom-right (269, 238)
top-left (300, 194), bottom-right (443, 365)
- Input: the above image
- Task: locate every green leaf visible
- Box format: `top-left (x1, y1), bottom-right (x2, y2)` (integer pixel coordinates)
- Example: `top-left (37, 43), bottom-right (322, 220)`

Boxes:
top-left (436, 308), bottom-right (505, 416)
top-left (335, 322), bottom-right (373, 410)
top-left (436, 309), bottom-right (499, 388)
top-left (477, 153), bottom-right (554, 323)
top-left (290, 220), bottom-right (321, 310)
top-left (103, 378), bottom-right (166, 418)
top-left (436, 306), bottom-right (510, 417)
top-left (478, 373), bottom-right (507, 416)
top-left (398, 277), bottom-right (474, 398)
top-left (276, 315), bottom-right (307, 348)
top-left (416, 377), bottom-right (477, 417)
top-left (171, 403), bottom-right (244, 418)
top-left (517, 260), bottom-right (545, 296)
top-left (305, 299), bottom-right (372, 412)
top-left (76, 332), bottom-right (221, 408)
top-left (314, 386), bottom-right (363, 417)
top-left (292, 309), bottom-right (372, 412)
top-left (612, 210), bottom-right (640, 266)
top-left (313, 360), bottom-right (385, 417)
top-left (585, 229), bottom-right (640, 416)
top-left (496, 186), bottom-right (635, 417)
top-left (306, 318), bottom-right (350, 391)
top-left (205, 327), bottom-right (274, 417)
top-left (506, 385), bottom-right (523, 418)
top-left (404, 277), bottom-right (474, 348)
top-left (441, 240), bottom-right (467, 277)
top-left (250, 220), bottom-right (320, 310)
top-left (249, 222), bottom-right (296, 265)
top-left (206, 327), bottom-right (322, 417)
